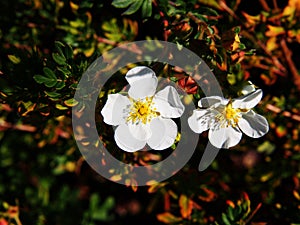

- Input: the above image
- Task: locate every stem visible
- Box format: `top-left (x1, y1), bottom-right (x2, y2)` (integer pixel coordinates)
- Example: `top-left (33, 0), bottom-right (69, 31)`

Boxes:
top-left (259, 0), bottom-right (270, 11)
top-left (14, 217), bottom-right (22, 225)
top-left (273, 0), bottom-right (278, 10)
top-left (266, 104), bottom-right (300, 122)
top-left (218, 0), bottom-right (240, 20)
top-left (244, 203), bottom-right (262, 224)
top-left (280, 39), bottom-right (300, 91)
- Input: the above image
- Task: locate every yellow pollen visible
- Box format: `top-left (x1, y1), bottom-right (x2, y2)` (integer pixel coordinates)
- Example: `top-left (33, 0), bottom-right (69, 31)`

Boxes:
top-left (216, 103), bottom-right (241, 127)
top-left (127, 97), bottom-right (159, 124)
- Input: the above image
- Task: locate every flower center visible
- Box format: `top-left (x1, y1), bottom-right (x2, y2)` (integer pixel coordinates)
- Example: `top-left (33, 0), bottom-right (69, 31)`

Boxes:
top-left (216, 103), bottom-right (241, 127)
top-left (127, 97), bottom-right (159, 124)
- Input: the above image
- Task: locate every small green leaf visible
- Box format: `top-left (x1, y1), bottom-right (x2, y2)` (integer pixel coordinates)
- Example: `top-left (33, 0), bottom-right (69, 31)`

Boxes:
top-left (55, 41), bottom-right (65, 48)
top-left (8, 55), bottom-right (21, 64)
top-left (239, 43), bottom-right (246, 50)
top-left (52, 53), bottom-right (66, 65)
top-left (64, 44), bottom-right (73, 59)
top-left (227, 207), bottom-right (235, 221)
top-left (70, 19), bottom-right (85, 28)
top-left (90, 194), bottom-right (100, 211)
top-left (234, 26), bottom-right (241, 34)
top-left (55, 81), bottom-right (66, 90)
top-left (33, 75), bottom-right (57, 87)
top-left (222, 213), bottom-right (231, 225)
top-left (227, 73), bottom-right (236, 85)
top-left (112, 0), bottom-right (135, 8)
top-left (55, 41), bottom-right (65, 56)
top-left (258, 141), bottom-right (275, 154)
top-left (43, 67), bottom-right (56, 79)
top-left (169, 77), bottom-right (177, 82)
top-left (38, 67), bottom-right (58, 87)
top-left (141, 0), bottom-right (152, 18)
top-left (55, 104), bottom-right (68, 110)
top-left (44, 91), bottom-right (61, 98)
top-left (57, 67), bottom-right (71, 79)
top-left (64, 98), bottom-right (79, 107)
top-left (122, 0), bottom-right (143, 15)
top-left (102, 196), bottom-right (115, 210)
top-left (91, 210), bottom-right (108, 221)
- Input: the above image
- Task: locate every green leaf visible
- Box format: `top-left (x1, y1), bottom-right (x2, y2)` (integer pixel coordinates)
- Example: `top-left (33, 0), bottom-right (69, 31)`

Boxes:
top-left (101, 196), bottom-right (115, 210)
top-left (239, 43), bottom-right (246, 50)
top-left (64, 44), bottom-right (73, 59)
top-left (227, 73), bottom-right (236, 85)
top-left (33, 75), bottom-right (57, 88)
top-left (54, 41), bottom-right (65, 56)
top-left (55, 81), bottom-right (66, 90)
top-left (44, 91), bottom-right (61, 98)
top-left (40, 67), bottom-right (58, 87)
top-left (234, 26), bottom-right (241, 34)
top-left (43, 67), bottom-right (56, 79)
top-left (55, 104), bottom-right (68, 110)
top-left (112, 0), bottom-right (135, 8)
top-left (91, 210), bottom-right (108, 221)
top-left (258, 141), bottom-right (275, 154)
top-left (141, 0), bottom-right (152, 18)
top-left (57, 67), bottom-right (71, 79)
top-left (122, 0), bottom-right (143, 15)
top-left (64, 98), bottom-right (79, 107)
top-left (222, 213), bottom-right (231, 225)
top-left (227, 207), bottom-right (235, 221)
top-left (8, 55), bottom-right (21, 64)
top-left (52, 53), bottom-right (67, 65)
top-left (90, 194), bottom-right (100, 211)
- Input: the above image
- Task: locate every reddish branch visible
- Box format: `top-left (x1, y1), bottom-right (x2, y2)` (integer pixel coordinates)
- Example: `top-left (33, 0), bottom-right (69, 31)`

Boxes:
top-left (266, 104), bottom-right (300, 122)
top-left (280, 39), bottom-right (300, 91)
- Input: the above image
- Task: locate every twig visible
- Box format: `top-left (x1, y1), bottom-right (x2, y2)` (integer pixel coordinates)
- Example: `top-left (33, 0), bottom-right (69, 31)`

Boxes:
top-left (218, 0), bottom-right (240, 20)
top-left (266, 104), bottom-right (300, 122)
top-left (280, 39), bottom-right (300, 91)
top-left (244, 203), bottom-right (262, 224)
top-left (259, 0), bottom-right (270, 11)
top-left (273, 0), bottom-right (278, 10)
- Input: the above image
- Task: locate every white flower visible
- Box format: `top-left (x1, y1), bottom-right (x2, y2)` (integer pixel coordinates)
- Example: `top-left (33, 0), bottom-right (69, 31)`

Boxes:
top-left (188, 89), bottom-right (269, 149)
top-left (101, 66), bottom-right (185, 152)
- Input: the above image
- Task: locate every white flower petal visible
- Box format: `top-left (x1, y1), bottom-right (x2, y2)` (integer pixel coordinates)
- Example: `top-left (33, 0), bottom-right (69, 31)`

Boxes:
top-left (128, 123), bottom-right (152, 141)
top-left (208, 126), bottom-right (242, 149)
top-left (241, 83), bottom-right (256, 95)
top-left (188, 109), bottom-right (214, 133)
top-left (198, 96), bottom-right (228, 108)
top-left (114, 124), bottom-right (146, 152)
top-left (125, 66), bottom-right (156, 85)
top-left (126, 66), bottom-right (158, 99)
top-left (147, 118), bottom-right (177, 150)
top-left (101, 94), bottom-right (130, 126)
top-left (232, 89), bottom-right (262, 109)
top-left (128, 77), bottom-right (158, 99)
top-left (238, 110), bottom-right (269, 138)
top-left (153, 86), bottom-right (184, 118)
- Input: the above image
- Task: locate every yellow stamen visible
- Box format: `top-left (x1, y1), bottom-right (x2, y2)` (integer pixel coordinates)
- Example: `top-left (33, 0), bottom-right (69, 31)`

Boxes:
top-left (127, 97), bottom-right (159, 124)
top-left (215, 102), bottom-right (243, 127)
